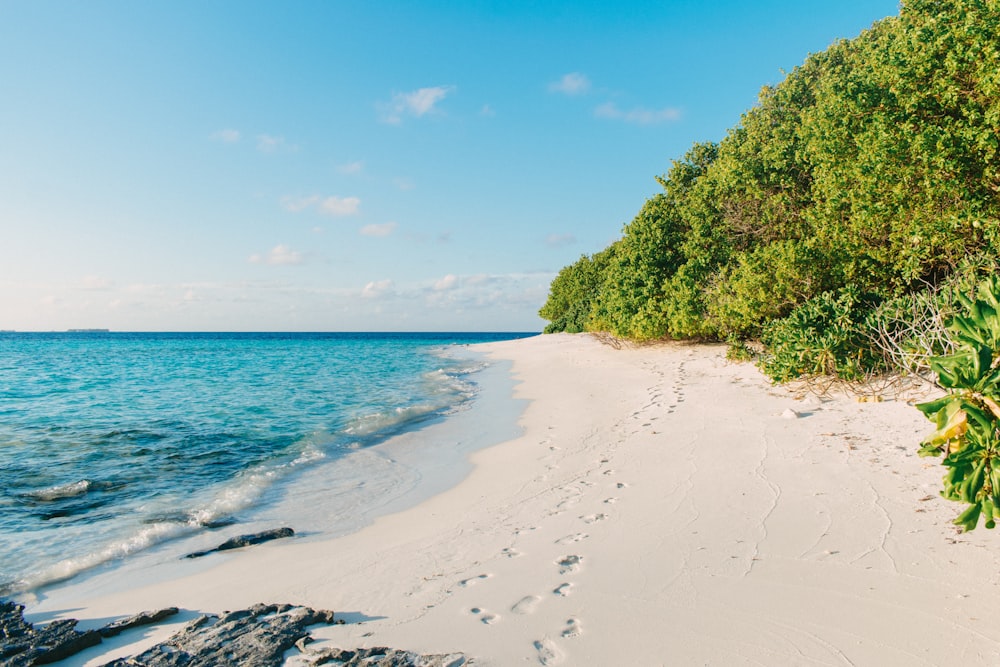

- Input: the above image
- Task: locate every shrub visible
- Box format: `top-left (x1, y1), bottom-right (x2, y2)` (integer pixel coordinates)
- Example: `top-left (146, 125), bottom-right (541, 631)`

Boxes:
top-left (866, 255), bottom-right (1000, 383)
top-left (705, 240), bottom-right (836, 339)
top-left (758, 288), bottom-right (885, 382)
top-left (916, 276), bottom-right (1000, 531)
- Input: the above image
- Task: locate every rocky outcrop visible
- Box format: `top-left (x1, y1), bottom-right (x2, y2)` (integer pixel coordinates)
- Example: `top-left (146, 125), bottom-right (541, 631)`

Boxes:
top-left (98, 607), bottom-right (180, 638)
top-left (1, 600), bottom-right (470, 667)
top-left (104, 603), bottom-right (337, 667)
top-left (1, 600), bottom-right (105, 666)
top-left (184, 527), bottom-right (295, 559)
top-left (1, 599), bottom-right (99, 665)
top-left (305, 646), bottom-right (471, 666)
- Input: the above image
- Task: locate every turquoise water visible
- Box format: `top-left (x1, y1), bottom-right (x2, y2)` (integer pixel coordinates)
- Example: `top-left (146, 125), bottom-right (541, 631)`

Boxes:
top-left (0, 332), bottom-right (532, 594)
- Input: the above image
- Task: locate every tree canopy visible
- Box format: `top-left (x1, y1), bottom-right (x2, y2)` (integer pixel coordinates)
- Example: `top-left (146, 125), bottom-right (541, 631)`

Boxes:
top-left (540, 0), bottom-right (1000, 381)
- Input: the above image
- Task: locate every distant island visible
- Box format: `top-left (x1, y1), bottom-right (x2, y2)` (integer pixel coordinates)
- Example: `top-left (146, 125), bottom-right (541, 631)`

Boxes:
top-left (67, 329), bottom-right (110, 333)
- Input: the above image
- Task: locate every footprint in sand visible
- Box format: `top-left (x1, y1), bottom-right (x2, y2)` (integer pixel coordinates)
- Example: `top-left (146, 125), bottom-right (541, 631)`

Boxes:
top-left (533, 638), bottom-right (562, 665)
top-left (511, 595), bottom-right (541, 615)
top-left (554, 532), bottom-right (589, 545)
top-left (501, 547), bottom-right (522, 558)
top-left (581, 513), bottom-right (607, 524)
top-left (561, 618), bottom-right (582, 638)
top-left (557, 555), bottom-right (583, 574)
top-left (459, 574), bottom-right (491, 587)
top-left (555, 496), bottom-right (580, 511)
top-left (553, 582), bottom-right (573, 597)
top-left (603, 497), bottom-right (618, 504)
top-left (470, 608), bottom-right (500, 625)
top-left (616, 482), bottom-right (628, 489)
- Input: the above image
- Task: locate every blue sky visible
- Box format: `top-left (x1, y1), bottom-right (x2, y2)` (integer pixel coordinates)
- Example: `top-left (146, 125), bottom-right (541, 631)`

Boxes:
top-left (0, 0), bottom-right (900, 332)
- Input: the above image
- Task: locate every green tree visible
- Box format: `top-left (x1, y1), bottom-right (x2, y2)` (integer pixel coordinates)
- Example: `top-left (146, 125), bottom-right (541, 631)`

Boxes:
top-left (539, 0), bottom-right (1000, 383)
top-left (599, 143), bottom-right (717, 340)
top-left (539, 247), bottom-right (614, 333)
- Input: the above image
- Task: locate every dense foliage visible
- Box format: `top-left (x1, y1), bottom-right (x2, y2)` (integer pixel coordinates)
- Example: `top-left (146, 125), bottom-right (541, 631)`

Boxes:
top-left (917, 277), bottom-right (1000, 530)
top-left (540, 0), bottom-right (1000, 382)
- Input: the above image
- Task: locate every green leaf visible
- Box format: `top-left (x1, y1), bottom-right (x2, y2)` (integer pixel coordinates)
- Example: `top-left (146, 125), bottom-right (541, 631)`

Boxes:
top-left (915, 395), bottom-right (954, 418)
top-left (954, 502), bottom-right (982, 532)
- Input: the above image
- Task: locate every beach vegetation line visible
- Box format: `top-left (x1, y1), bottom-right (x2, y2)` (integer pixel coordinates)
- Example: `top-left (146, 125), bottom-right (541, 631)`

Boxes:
top-left (539, 0), bottom-right (1000, 386)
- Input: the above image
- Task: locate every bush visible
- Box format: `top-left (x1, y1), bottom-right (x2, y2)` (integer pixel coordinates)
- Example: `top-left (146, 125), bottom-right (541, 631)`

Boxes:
top-left (705, 240), bottom-right (836, 339)
top-left (759, 288), bottom-right (885, 382)
top-left (538, 249), bottom-right (614, 333)
top-left (916, 276), bottom-right (1000, 531)
top-left (865, 255), bottom-right (1000, 382)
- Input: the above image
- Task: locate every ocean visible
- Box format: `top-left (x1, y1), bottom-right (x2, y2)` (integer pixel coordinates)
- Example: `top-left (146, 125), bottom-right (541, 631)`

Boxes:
top-left (0, 331), bottom-right (533, 596)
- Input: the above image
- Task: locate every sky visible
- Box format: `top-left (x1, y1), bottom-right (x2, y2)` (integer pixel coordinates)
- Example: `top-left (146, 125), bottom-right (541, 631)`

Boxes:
top-left (0, 0), bottom-right (901, 332)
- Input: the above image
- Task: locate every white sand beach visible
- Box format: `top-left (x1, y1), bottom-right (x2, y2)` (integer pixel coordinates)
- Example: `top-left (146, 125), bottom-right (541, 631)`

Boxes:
top-left (24, 333), bottom-right (1000, 665)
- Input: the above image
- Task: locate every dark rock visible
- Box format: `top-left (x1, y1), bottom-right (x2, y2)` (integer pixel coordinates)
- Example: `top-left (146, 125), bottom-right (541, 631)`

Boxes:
top-left (4, 600), bottom-right (467, 667)
top-left (306, 646), bottom-right (470, 666)
top-left (0, 599), bottom-right (102, 666)
top-left (103, 603), bottom-right (337, 667)
top-left (216, 528), bottom-right (294, 551)
top-left (99, 608), bottom-right (180, 638)
top-left (185, 528), bottom-right (295, 559)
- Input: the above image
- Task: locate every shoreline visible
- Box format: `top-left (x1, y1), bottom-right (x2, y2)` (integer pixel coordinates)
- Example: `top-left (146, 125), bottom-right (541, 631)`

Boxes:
top-left (21, 333), bottom-right (1000, 665)
top-left (15, 349), bottom-right (521, 607)
top-left (1, 332), bottom-right (528, 599)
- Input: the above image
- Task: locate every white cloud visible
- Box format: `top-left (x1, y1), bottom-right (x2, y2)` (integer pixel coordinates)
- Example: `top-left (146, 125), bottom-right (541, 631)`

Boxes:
top-left (337, 161), bottom-right (364, 174)
top-left (549, 72), bottom-right (591, 95)
top-left (403, 87), bottom-right (452, 115)
top-left (7, 272), bottom-right (549, 331)
top-left (211, 128), bottom-right (241, 143)
top-left (319, 196), bottom-right (361, 216)
top-left (420, 271), bottom-right (552, 313)
top-left (282, 195), bottom-right (320, 212)
top-left (282, 195), bottom-right (360, 216)
top-left (595, 102), bottom-right (681, 125)
top-left (79, 275), bottom-right (113, 290)
top-left (249, 244), bottom-right (304, 266)
top-left (480, 104), bottom-right (496, 117)
top-left (257, 134), bottom-right (298, 153)
top-left (545, 233), bottom-right (577, 248)
top-left (360, 222), bottom-right (397, 237)
top-left (433, 274), bottom-right (459, 291)
top-left (361, 279), bottom-right (394, 299)
top-left (393, 177), bottom-right (415, 191)
top-left (379, 85), bottom-right (455, 124)
top-left (125, 283), bottom-right (157, 295)
top-left (465, 273), bottom-right (495, 286)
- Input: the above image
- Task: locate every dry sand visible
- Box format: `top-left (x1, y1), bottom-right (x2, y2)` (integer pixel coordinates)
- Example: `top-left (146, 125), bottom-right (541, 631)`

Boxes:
top-left (25, 333), bottom-right (1000, 665)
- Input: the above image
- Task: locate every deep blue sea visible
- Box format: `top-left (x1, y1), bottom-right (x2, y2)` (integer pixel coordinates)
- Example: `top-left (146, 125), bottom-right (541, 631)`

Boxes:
top-left (0, 331), bottom-right (533, 595)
